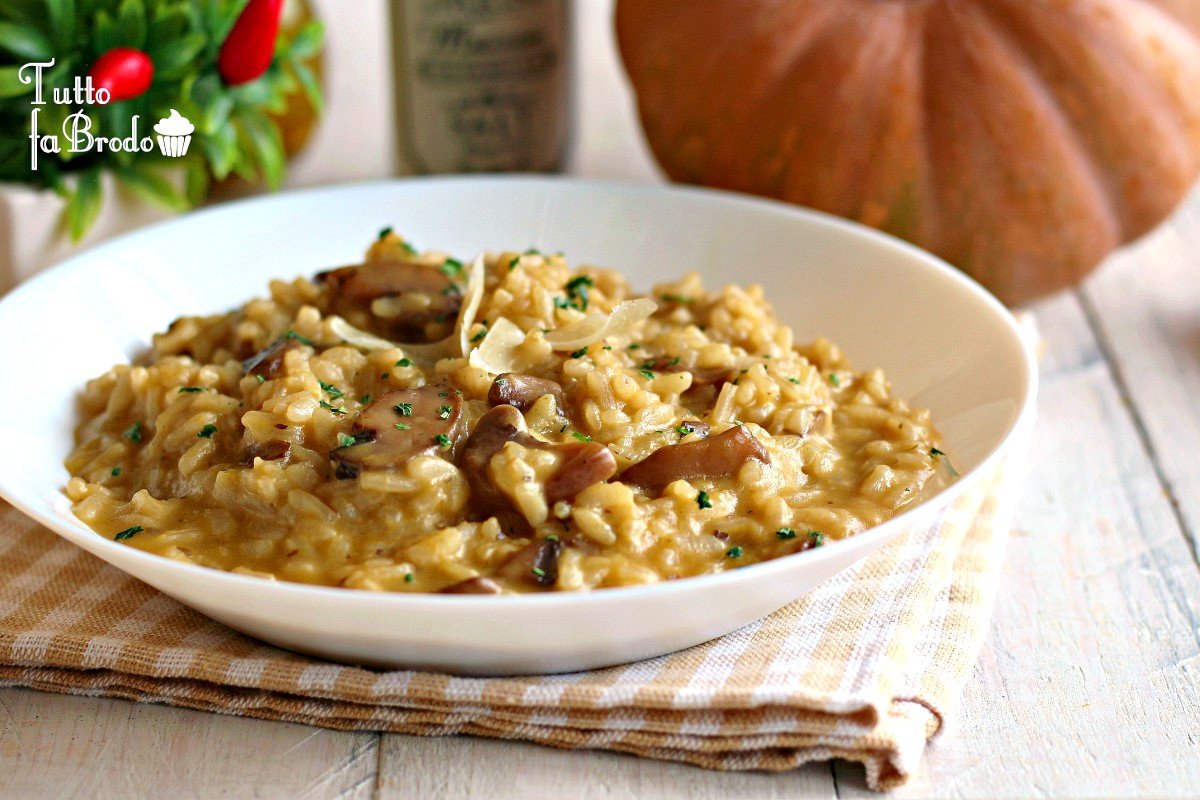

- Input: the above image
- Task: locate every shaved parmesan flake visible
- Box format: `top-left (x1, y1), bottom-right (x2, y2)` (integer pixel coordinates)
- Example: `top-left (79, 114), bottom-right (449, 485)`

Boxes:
top-left (456, 253), bottom-right (486, 357)
top-left (710, 381), bottom-right (737, 424)
top-left (544, 298), bottom-right (657, 351)
top-left (327, 316), bottom-right (394, 352)
top-left (469, 318), bottom-right (527, 374)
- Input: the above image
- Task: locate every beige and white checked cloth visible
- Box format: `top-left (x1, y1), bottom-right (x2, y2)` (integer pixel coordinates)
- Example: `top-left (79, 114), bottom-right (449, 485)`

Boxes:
top-left (0, 458), bottom-right (1021, 791)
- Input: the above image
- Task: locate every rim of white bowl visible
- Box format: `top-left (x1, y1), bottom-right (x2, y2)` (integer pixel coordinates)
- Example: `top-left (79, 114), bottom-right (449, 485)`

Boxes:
top-left (0, 175), bottom-right (1039, 609)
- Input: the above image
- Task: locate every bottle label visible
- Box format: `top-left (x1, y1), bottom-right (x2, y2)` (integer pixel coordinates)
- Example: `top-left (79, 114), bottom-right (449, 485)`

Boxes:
top-left (395, 0), bottom-right (568, 173)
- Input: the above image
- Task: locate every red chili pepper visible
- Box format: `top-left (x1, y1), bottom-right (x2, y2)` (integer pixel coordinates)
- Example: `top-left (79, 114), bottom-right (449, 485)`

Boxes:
top-left (89, 48), bottom-right (154, 102)
top-left (218, 0), bottom-right (284, 86)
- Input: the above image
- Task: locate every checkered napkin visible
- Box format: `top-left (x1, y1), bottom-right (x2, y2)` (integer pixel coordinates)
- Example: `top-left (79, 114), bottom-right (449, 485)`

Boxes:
top-left (0, 458), bottom-right (1021, 791)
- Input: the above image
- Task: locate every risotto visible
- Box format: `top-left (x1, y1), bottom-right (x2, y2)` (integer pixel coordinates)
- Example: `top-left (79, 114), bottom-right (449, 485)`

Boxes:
top-left (64, 232), bottom-right (948, 594)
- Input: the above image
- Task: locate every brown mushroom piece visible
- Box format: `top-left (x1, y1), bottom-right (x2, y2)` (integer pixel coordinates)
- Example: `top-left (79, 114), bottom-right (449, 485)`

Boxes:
top-left (488, 373), bottom-right (565, 414)
top-left (317, 261), bottom-right (461, 340)
top-left (620, 426), bottom-right (769, 494)
top-left (244, 440), bottom-right (292, 465)
top-left (243, 337), bottom-right (301, 380)
top-left (459, 405), bottom-right (617, 521)
top-left (330, 386), bottom-right (465, 479)
top-left (646, 356), bottom-right (736, 387)
top-left (439, 576), bottom-right (503, 595)
top-left (497, 538), bottom-right (562, 588)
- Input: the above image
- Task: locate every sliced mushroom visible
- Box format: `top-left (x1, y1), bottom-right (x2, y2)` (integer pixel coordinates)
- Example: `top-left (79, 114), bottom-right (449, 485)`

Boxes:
top-left (459, 405), bottom-right (617, 521)
top-left (244, 440), bottom-right (292, 465)
top-left (646, 356), bottom-right (736, 386)
top-left (330, 386), bottom-right (464, 479)
top-left (488, 373), bottom-right (565, 414)
top-left (439, 576), bottom-right (503, 594)
top-left (497, 538), bottom-right (562, 588)
top-left (243, 337), bottom-right (301, 380)
top-left (317, 261), bottom-right (461, 340)
top-left (620, 426), bottom-right (769, 493)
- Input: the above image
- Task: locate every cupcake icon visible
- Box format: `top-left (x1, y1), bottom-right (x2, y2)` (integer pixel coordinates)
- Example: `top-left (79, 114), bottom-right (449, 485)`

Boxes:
top-left (154, 109), bottom-right (194, 157)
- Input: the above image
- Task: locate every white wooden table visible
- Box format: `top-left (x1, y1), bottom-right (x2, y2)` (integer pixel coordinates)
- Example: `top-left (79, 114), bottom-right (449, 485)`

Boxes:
top-left (5, 3), bottom-right (1200, 797)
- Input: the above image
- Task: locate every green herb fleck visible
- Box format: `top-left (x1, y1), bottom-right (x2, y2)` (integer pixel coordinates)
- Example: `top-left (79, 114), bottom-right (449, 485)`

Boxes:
top-left (545, 534), bottom-right (560, 542)
top-left (776, 527), bottom-right (798, 540)
top-left (378, 226), bottom-right (394, 239)
top-left (197, 424), bottom-right (218, 439)
top-left (285, 329), bottom-right (314, 346)
top-left (602, 345), bottom-right (612, 351)
top-left (661, 293), bottom-right (694, 304)
top-left (110, 467), bottom-right (121, 477)
top-left (319, 400), bottom-right (346, 415)
top-left (508, 256), bottom-right (521, 270)
top-left (319, 381), bottom-right (344, 400)
top-left (359, 394), bottom-right (371, 405)
top-left (394, 402), bottom-right (413, 416)
top-left (570, 347), bottom-right (588, 359)
top-left (255, 374), bottom-right (266, 384)
top-left (828, 373), bottom-right (841, 387)
top-left (675, 424), bottom-right (695, 437)
top-left (553, 296), bottom-right (570, 309)
top-left (696, 491), bottom-right (712, 510)
top-left (178, 386), bottom-right (204, 393)
top-left (638, 368), bottom-right (655, 381)
top-left (394, 422), bottom-right (411, 431)
top-left (337, 433), bottom-right (359, 448)
top-left (439, 257), bottom-right (464, 277)
top-left (470, 326), bottom-right (488, 344)
top-left (525, 247), bottom-right (541, 255)
top-left (125, 422), bottom-right (143, 443)
top-left (808, 531), bottom-right (825, 548)
top-left (565, 275), bottom-right (594, 311)
top-left (930, 447), bottom-right (945, 458)
top-left (395, 358), bottom-right (413, 367)
top-left (114, 525), bottom-right (143, 541)
top-left (434, 434), bottom-right (452, 448)
top-left (438, 405), bottom-right (453, 419)
top-left (788, 377), bottom-right (801, 385)
top-left (571, 431), bottom-right (592, 442)
top-left (726, 545), bottom-right (744, 559)
top-left (404, 572), bottom-right (415, 583)
top-left (400, 240), bottom-right (418, 256)
top-left (495, 377), bottom-right (508, 387)
top-left (627, 343), bottom-right (640, 350)
top-left (531, 566), bottom-right (546, 578)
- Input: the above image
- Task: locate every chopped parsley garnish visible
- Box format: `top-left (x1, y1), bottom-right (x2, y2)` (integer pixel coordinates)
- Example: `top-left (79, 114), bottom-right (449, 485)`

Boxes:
top-left (124, 422), bottom-right (143, 443)
top-left (661, 293), bottom-right (694, 304)
top-left (669, 356), bottom-right (681, 366)
top-left (178, 386), bottom-right (204, 393)
top-left (378, 226), bottom-right (393, 239)
top-left (828, 373), bottom-right (841, 387)
top-left (570, 347), bottom-right (588, 359)
top-left (442, 284), bottom-right (461, 297)
top-left (675, 424), bottom-right (695, 436)
top-left (808, 531), bottom-right (825, 548)
top-left (394, 402), bottom-right (413, 416)
top-left (438, 257), bottom-right (464, 277)
top-left (395, 358), bottom-right (413, 367)
top-left (602, 345), bottom-right (612, 351)
top-left (337, 433), bottom-right (359, 448)
top-left (545, 534), bottom-right (560, 542)
top-left (696, 491), bottom-right (712, 510)
top-left (114, 525), bottom-right (143, 541)
top-left (394, 422), bottom-right (411, 431)
top-left (470, 326), bottom-right (488, 344)
top-left (404, 572), bottom-right (414, 583)
top-left (553, 296), bottom-right (570, 309)
top-left (565, 275), bottom-right (594, 311)
top-left (930, 447), bottom-right (945, 458)
top-left (627, 343), bottom-right (640, 350)
top-left (110, 467), bottom-right (121, 477)
top-left (319, 381), bottom-right (344, 400)
top-left (438, 391), bottom-right (449, 397)
top-left (776, 527), bottom-right (797, 540)
top-left (434, 434), bottom-right (452, 448)
top-left (359, 394), bottom-right (371, 405)
top-left (726, 546), bottom-right (743, 559)
top-left (197, 424), bottom-right (218, 439)
top-left (508, 256), bottom-right (521, 270)
top-left (788, 377), bottom-right (801, 385)
top-left (495, 377), bottom-right (508, 387)
top-left (400, 240), bottom-right (418, 256)
top-left (638, 367), bottom-right (655, 381)
top-left (319, 400), bottom-right (346, 415)
top-left (571, 431), bottom-right (592, 442)
top-left (437, 405), bottom-right (453, 419)
top-left (531, 566), bottom-right (547, 578)
top-left (524, 247), bottom-right (541, 255)
top-left (285, 329), bottom-right (314, 346)
top-left (255, 374), bottom-right (266, 384)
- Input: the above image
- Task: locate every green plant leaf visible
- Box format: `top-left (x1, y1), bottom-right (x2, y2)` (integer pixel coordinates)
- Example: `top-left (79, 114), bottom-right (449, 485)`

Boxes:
top-left (115, 0), bottom-right (148, 49)
top-left (115, 164), bottom-right (189, 211)
top-left (93, 10), bottom-right (119, 53)
top-left (236, 108), bottom-right (283, 189)
top-left (0, 66), bottom-right (35, 98)
top-left (45, 0), bottom-right (76, 50)
top-left (151, 32), bottom-right (206, 78)
top-left (286, 21), bottom-right (323, 59)
top-left (0, 22), bottom-right (54, 61)
top-left (66, 168), bottom-right (103, 242)
top-left (146, 5), bottom-right (189, 49)
top-left (202, 120), bottom-right (237, 180)
top-left (291, 60), bottom-right (322, 116)
top-left (183, 157), bottom-right (209, 205)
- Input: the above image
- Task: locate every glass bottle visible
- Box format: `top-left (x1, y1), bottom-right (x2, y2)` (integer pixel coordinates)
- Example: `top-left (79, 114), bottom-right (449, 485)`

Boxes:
top-left (390, 0), bottom-right (571, 174)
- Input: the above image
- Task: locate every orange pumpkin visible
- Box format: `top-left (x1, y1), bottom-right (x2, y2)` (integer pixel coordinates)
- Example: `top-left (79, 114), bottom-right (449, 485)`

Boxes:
top-left (616, 0), bottom-right (1200, 304)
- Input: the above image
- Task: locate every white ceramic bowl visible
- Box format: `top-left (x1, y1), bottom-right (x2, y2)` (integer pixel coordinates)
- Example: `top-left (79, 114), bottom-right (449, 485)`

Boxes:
top-left (0, 177), bottom-right (1036, 675)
